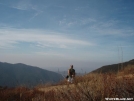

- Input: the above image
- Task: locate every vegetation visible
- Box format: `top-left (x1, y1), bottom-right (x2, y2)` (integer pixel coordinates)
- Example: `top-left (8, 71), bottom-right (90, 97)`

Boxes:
top-left (0, 65), bottom-right (134, 101)
top-left (92, 59), bottom-right (134, 73)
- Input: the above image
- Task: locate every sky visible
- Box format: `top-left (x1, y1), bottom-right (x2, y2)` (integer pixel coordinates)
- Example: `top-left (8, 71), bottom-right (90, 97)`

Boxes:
top-left (0, 0), bottom-right (134, 73)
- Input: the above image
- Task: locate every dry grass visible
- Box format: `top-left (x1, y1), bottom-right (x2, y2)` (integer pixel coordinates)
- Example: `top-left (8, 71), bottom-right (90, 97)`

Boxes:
top-left (0, 65), bottom-right (134, 101)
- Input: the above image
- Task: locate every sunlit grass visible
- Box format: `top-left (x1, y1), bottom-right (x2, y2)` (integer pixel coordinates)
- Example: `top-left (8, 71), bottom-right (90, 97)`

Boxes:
top-left (0, 65), bottom-right (134, 101)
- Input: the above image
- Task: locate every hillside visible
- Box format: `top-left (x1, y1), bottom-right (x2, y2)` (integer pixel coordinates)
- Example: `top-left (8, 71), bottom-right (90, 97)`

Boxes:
top-left (0, 62), bottom-right (63, 87)
top-left (91, 59), bottom-right (134, 73)
top-left (0, 61), bottom-right (134, 100)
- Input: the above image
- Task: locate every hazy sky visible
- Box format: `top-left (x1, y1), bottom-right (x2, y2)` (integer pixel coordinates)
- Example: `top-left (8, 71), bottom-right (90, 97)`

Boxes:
top-left (0, 0), bottom-right (134, 73)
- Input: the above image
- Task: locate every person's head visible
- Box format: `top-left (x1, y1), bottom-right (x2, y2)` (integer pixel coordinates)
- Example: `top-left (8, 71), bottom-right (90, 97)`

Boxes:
top-left (70, 65), bottom-right (73, 69)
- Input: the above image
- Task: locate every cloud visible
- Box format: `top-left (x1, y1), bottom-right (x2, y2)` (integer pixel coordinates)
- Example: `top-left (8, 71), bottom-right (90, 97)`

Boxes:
top-left (59, 17), bottom-right (96, 28)
top-left (0, 28), bottom-right (93, 49)
top-left (10, 0), bottom-right (32, 11)
top-left (35, 51), bottom-right (66, 57)
top-left (59, 15), bottom-right (134, 38)
top-left (87, 19), bottom-right (134, 37)
top-left (29, 10), bottom-right (43, 21)
top-left (7, 0), bottom-right (43, 21)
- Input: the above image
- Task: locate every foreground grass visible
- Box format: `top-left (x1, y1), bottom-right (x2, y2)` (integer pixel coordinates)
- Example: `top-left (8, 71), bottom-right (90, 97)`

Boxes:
top-left (0, 65), bottom-right (134, 101)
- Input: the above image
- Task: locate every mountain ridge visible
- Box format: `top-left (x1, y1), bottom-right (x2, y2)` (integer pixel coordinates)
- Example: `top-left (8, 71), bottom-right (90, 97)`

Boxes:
top-left (91, 59), bottom-right (134, 73)
top-left (0, 62), bottom-right (63, 87)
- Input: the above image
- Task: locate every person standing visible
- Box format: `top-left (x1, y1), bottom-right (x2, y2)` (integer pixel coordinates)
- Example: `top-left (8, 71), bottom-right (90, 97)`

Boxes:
top-left (68, 65), bottom-right (75, 83)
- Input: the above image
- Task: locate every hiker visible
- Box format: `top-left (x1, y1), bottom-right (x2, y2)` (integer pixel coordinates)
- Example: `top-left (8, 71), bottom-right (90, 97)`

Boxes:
top-left (68, 65), bottom-right (75, 83)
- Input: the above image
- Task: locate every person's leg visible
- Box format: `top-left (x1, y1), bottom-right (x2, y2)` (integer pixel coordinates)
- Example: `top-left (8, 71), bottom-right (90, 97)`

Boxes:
top-left (71, 78), bottom-right (73, 83)
top-left (68, 76), bottom-right (71, 82)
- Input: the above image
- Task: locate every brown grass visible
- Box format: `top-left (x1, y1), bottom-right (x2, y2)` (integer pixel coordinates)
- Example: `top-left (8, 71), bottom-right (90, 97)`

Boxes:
top-left (0, 65), bottom-right (134, 101)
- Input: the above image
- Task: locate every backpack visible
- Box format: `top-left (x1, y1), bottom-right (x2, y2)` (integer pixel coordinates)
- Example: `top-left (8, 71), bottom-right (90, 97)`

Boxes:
top-left (66, 75), bottom-right (69, 79)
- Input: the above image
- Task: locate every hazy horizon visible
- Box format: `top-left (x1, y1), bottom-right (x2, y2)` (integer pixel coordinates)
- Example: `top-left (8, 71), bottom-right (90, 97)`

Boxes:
top-left (0, 0), bottom-right (134, 73)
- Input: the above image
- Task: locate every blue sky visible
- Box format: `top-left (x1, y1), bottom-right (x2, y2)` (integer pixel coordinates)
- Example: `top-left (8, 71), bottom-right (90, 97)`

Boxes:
top-left (0, 0), bottom-right (134, 73)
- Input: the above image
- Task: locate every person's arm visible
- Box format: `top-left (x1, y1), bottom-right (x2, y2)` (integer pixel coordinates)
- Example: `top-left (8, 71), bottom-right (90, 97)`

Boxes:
top-left (68, 69), bottom-right (70, 76)
top-left (73, 69), bottom-right (75, 77)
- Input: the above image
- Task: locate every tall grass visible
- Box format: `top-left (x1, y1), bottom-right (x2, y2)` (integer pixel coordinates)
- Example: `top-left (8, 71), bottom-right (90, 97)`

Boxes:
top-left (0, 65), bottom-right (134, 101)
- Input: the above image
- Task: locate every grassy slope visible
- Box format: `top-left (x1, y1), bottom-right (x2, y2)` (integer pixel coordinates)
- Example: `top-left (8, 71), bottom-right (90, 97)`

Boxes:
top-left (91, 59), bottom-right (134, 73)
top-left (0, 65), bottom-right (134, 101)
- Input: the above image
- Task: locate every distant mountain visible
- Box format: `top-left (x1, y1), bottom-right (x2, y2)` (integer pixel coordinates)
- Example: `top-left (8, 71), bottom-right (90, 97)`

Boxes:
top-left (91, 59), bottom-right (134, 73)
top-left (0, 62), bottom-right (63, 87)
